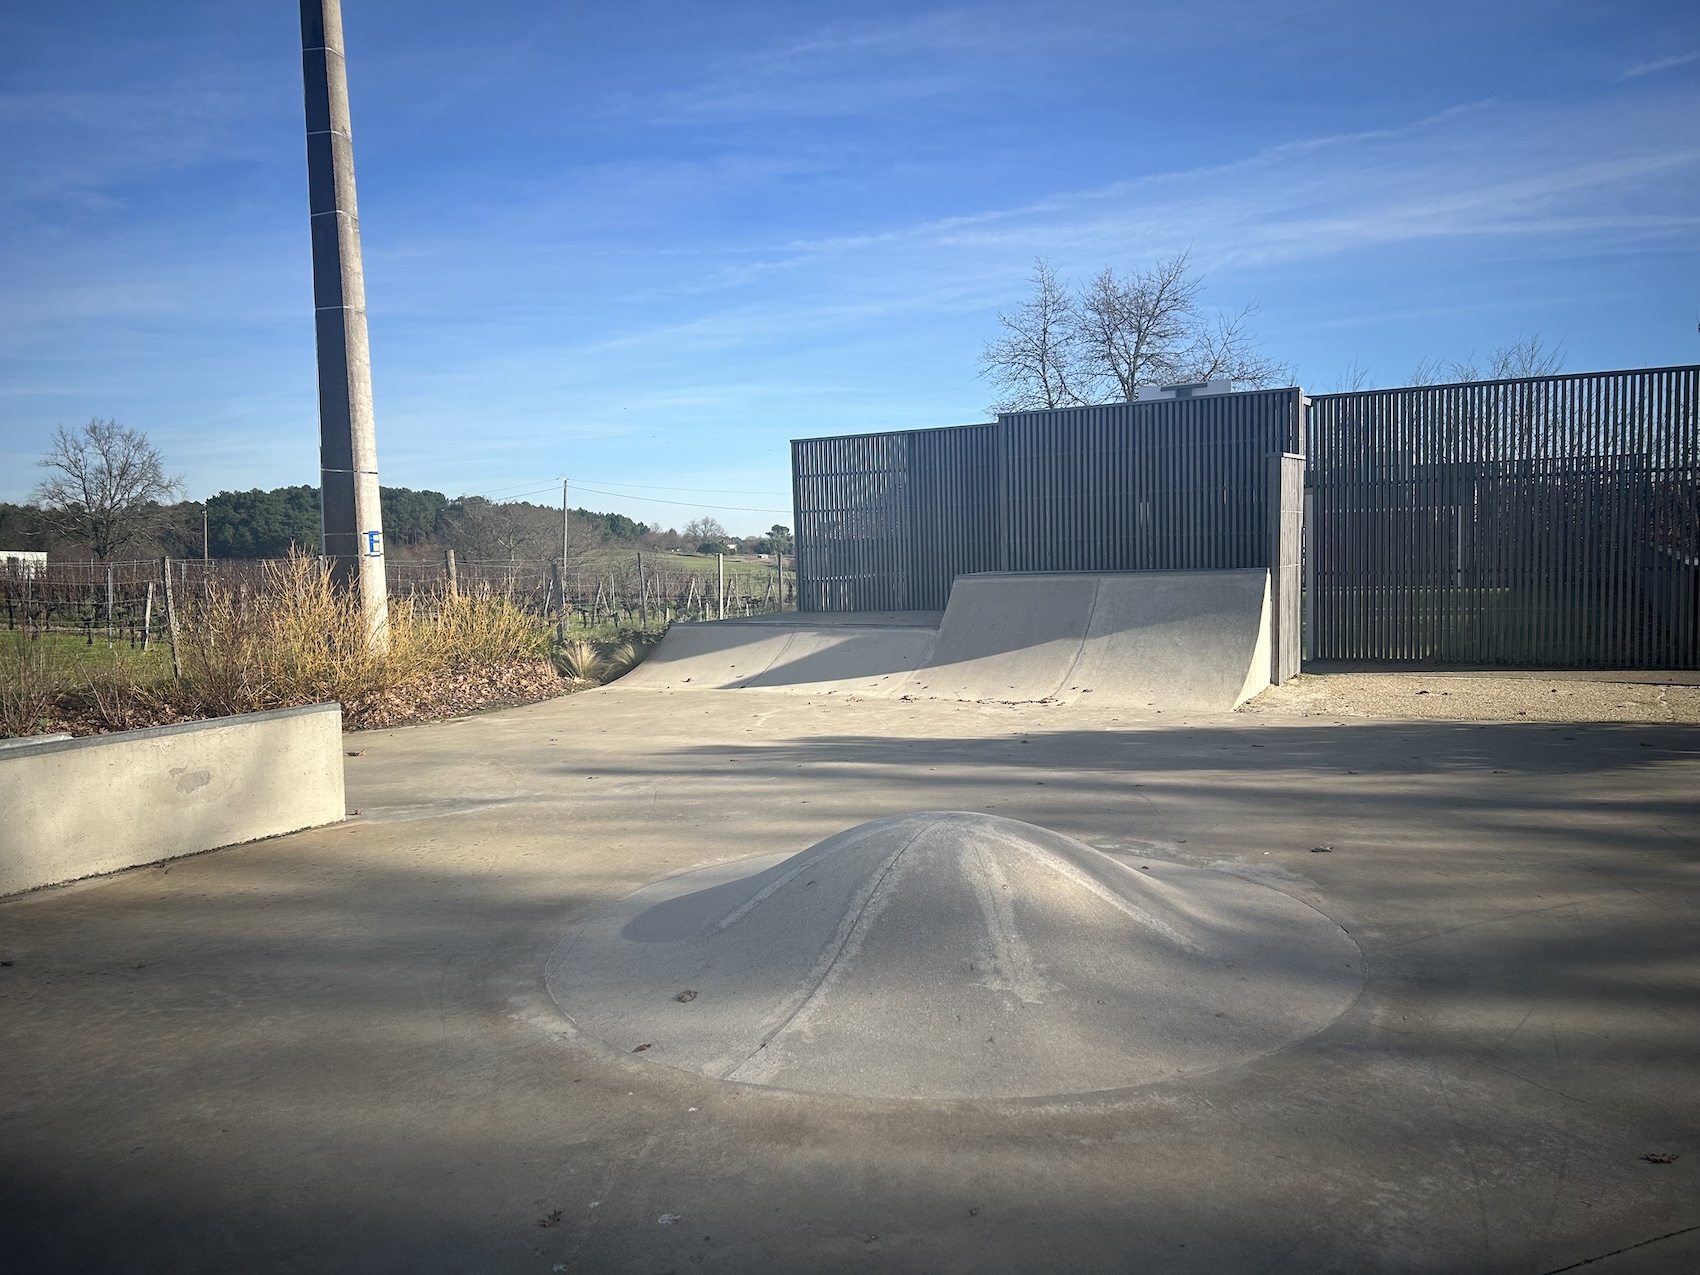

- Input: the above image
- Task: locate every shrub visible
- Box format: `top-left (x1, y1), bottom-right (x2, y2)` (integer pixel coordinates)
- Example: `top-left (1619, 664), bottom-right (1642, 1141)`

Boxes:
top-left (0, 633), bottom-right (63, 737)
top-left (596, 632), bottom-right (660, 682)
top-left (555, 639), bottom-right (605, 683)
top-left (175, 554), bottom-right (402, 718)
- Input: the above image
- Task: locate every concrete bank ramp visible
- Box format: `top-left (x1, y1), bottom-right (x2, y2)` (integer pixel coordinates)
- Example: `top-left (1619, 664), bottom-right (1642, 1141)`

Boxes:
top-left (621, 570), bottom-right (1271, 711)
top-left (547, 811), bottom-right (1362, 1100)
top-left (618, 611), bottom-right (940, 695)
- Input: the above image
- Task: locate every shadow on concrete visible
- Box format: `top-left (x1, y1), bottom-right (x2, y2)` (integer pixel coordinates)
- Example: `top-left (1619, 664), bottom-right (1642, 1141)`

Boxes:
top-left (0, 709), bottom-right (1695, 1272)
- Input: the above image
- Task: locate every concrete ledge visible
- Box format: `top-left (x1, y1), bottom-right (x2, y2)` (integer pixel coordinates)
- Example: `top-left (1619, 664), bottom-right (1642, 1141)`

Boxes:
top-left (0, 704), bottom-right (345, 896)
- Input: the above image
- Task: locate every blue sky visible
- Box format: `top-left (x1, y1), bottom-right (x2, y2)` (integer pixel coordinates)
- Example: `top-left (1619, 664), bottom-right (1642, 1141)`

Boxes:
top-left (2, 1), bottom-right (1696, 534)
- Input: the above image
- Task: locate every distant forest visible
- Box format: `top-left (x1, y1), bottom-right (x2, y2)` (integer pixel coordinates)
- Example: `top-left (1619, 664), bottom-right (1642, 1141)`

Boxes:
top-left (0, 484), bottom-right (766, 562)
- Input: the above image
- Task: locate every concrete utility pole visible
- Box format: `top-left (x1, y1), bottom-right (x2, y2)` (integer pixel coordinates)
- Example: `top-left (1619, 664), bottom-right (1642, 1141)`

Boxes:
top-left (300, 0), bottom-right (388, 650)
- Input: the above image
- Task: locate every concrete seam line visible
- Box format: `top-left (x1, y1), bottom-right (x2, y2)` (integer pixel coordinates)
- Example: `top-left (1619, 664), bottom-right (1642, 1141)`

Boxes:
top-left (1540, 1223), bottom-right (1700, 1274)
top-left (1052, 575), bottom-right (1105, 701)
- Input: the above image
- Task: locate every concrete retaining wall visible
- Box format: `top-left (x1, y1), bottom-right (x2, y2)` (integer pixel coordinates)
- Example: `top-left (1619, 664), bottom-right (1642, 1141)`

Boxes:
top-left (1, 703), bottom-right (345, 896)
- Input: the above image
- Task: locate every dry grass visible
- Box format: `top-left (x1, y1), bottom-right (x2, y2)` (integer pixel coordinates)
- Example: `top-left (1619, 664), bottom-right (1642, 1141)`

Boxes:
top-left (600, 640), bottom-right (645, 680)
top-left (0, 633), bottom-right (65, 738)
top-left (1, 554), bottom-right (566, 736)
top-left (555, 639), bottom-right (606, 683)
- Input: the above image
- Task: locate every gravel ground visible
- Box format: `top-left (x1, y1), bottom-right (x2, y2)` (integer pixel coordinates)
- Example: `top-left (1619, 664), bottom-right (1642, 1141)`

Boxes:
top-left (1243, 670), bottom-right (1700, 723)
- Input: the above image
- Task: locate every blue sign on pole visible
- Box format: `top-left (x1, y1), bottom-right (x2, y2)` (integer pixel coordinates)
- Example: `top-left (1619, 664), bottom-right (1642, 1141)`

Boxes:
top-left (364, 530), bottom-right (383, 557)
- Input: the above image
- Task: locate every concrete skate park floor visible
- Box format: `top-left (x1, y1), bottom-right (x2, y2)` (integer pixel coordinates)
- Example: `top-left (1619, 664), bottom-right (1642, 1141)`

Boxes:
top-left (3, 684), bottom-right (1698, 1273)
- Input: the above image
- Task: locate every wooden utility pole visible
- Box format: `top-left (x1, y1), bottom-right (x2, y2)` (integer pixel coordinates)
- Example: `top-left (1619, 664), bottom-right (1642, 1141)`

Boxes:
top-left (301, 0), bottom-right (388, 650)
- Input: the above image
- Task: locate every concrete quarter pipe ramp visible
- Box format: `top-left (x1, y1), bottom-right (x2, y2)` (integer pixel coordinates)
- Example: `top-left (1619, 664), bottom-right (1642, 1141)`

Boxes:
top-left (622, 570), bottom-right (1272, 712)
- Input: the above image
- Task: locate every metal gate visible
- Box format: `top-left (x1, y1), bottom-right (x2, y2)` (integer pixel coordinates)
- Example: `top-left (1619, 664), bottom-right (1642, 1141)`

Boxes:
top-left (1307, 366), bottom-right (1700, 668)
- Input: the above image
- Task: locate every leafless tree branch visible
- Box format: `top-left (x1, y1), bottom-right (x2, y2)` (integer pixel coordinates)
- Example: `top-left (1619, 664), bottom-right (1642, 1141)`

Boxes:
top-left (1177, 301), bottom-right (1293, 389)
top-left (1410, 333), bottom-right (1565, 386)
top-left (979, 253), bottom-right (1287, 408)
top-left (979, 259), bottom-right (1089, 412)
top-left (1076, 254), bottom-right (1199, 399)
top-left (31, 418), bottom-right (183, 560)
top-left (1489, 332), bottom-right (1565, 379)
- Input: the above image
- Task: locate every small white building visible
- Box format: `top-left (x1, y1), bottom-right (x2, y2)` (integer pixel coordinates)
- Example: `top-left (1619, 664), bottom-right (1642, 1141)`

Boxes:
top-left (2, 551), bottom-right (47, 579)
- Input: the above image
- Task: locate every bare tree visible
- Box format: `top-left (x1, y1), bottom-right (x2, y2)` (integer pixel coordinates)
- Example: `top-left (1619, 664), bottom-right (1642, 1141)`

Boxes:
top-left (1332, 357), bottom-right (1375, 392)
top-left (981, 253), bottom-right (1287, 408)
top-left (32, 418), bottom-right (183, 560)
top-left (1075, 255), bottom-right (1200, 400)
top-left (1488, 332), bottom-right (1565, 378)
top-left (440, 498), bottom-right (560, 561)
top-left (1410, 334), bottom-right (1565, 386)
top-left (980, 259), bottom-right (1088, 412)
top-left (1178, 301), bottom-right (1292, 388)
top-left (1409, 356), bottom-right (1448, 386)
top-left (683, 516), bottom-right (728, 543)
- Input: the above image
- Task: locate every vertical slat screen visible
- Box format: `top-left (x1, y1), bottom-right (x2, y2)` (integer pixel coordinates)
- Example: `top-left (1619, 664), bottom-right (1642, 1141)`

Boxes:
top-left (793, 390), bottom-right (1303, 611)
top-left (1308, 365), bottom-right (1699, 668)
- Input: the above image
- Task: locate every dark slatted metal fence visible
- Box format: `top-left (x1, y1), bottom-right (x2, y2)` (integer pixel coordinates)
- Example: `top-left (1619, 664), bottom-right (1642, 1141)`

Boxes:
top-left (1307, 366), bottom-right (1700, 668)
top-left (793, 390), bottom-right (1303, 612)
top-left (999, 393), bottom-right (1303, 571)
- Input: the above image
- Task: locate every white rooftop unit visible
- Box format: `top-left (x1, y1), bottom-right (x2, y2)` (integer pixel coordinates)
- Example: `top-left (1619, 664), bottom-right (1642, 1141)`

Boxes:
top-left (1134, 380), bottom-right (1234, 401)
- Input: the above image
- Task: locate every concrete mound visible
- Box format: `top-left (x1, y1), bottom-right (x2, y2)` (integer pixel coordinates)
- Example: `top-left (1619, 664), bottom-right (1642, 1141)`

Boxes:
top-left (546, 812), bottom-right (1362, 1100)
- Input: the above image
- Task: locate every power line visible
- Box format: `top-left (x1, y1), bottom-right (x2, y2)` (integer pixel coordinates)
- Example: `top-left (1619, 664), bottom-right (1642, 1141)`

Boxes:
top-left (569, 483), bottom-right (789, 515)
top-left (570, 477), bottom-right (790, 497)
top-left (448, 480), bottom-right (790, 516)
top-left (450, 477), bottom-right (556, 499)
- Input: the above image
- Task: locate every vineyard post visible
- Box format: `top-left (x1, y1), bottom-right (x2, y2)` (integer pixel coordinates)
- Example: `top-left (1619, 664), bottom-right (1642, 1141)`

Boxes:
top-left (552, 561), bottom-right (564, 644)
top-left (142, 581), bottom-right (154, 652)
top-left (160, 558), bottom-right (182, 680)
top-left (717, 554), bottom-right (725, 621)
top-left (637, 552), bottom-right (648, 628)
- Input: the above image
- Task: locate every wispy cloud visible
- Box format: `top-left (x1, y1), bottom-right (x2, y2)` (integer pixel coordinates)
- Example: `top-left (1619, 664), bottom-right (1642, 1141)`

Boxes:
top-left (638, 94), bottom-right (1700, 321)
top-left (6, 4), bottom-right (1698, 515)
top-left (1620, 50), bottom-right (1700, 79)
top-left (294, 88), bottom-right (1699, 419)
